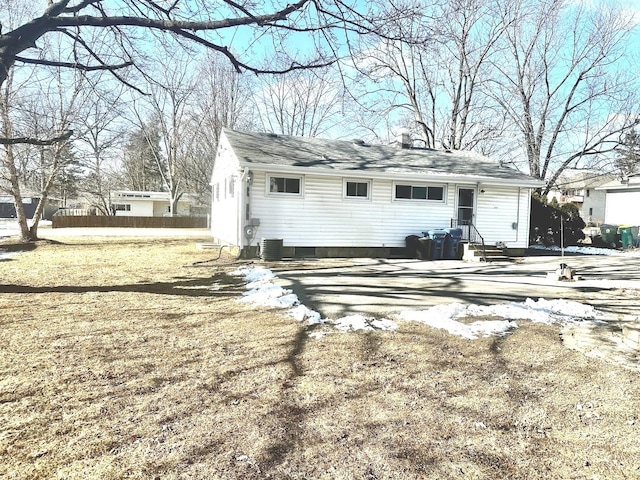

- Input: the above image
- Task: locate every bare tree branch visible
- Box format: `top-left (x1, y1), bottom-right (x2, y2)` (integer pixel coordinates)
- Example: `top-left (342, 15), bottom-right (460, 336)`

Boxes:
top-left (14, 56), bottom-right (133, 72)
top-left (0, 129), bottom-right (73, 146)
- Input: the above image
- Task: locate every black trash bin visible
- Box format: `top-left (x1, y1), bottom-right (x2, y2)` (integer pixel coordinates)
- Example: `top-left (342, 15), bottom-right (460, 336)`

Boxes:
top-left (405, 235), bottom-right (420, 258)
top-left (427, 230), bottom-right (447, 259)
top-left (443, 228), bottom-right (463, 259)
top-left (417, 237), bottom-right (432, 260)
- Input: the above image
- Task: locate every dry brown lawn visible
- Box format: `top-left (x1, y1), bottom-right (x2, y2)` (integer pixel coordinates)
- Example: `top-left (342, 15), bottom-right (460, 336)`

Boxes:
top-left (0, 236), bottom-right (639, 479)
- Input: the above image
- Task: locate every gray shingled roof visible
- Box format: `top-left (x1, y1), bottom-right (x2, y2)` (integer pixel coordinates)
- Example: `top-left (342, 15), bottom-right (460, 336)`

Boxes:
top-left (223, 128), bottom-right (544, 186)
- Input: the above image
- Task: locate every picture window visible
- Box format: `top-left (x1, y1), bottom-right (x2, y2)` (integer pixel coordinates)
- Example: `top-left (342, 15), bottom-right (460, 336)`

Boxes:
top-left (395, 184), bottom-right (444, 201)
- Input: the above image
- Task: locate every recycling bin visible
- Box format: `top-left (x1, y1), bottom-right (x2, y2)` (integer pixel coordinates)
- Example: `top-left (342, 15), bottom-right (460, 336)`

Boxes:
top-left (443, 228), bottom-right (463, 259)
top-left (599, 224), bottom-right (619, 247)
top-left (618, 226), bottom-right (635, 249)
top-left (427, 230), bottom-right (447, 260)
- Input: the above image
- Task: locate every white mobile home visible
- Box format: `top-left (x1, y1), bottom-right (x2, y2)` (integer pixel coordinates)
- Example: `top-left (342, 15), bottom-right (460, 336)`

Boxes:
top-left (211, 129), bottom-right (544, 258)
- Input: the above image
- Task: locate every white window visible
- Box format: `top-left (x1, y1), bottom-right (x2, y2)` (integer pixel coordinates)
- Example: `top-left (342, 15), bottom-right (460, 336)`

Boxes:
top-left (394, 183), bottom-right (445, 201)
top-left (228, 176), bottom-right (235, 198)
top-left (268, 175), bottom-right (302, 195)
top-left (113, 203), bottom-right (131, 211)
top-left (344, 179), bottom-right (371, 199)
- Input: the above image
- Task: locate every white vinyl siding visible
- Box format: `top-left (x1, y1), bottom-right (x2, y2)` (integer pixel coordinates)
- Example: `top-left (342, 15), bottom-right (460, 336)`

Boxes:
top-left (474, 186), bottom-right (531, 248)
top-left (604, 190), bottom-right (640, 225)
top-left (250, 172), bottom-right (454, 247)
top-left (210, 135), bottom-right (242, 245)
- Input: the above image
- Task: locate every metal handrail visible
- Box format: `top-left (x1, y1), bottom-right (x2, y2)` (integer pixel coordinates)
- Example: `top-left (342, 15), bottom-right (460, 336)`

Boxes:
top-left (468, 222), bottom-right (488, 262)
top-left (450, 219), bottom-right (488, 262)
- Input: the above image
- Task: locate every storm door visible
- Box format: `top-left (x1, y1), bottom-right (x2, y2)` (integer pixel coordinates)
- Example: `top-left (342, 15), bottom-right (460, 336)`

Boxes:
top-left (457, 187), bottom-right (476, 240)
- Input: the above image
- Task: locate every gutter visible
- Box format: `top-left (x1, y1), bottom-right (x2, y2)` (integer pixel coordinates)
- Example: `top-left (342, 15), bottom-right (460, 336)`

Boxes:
top-left (241, 163), bottom-right (546, 188)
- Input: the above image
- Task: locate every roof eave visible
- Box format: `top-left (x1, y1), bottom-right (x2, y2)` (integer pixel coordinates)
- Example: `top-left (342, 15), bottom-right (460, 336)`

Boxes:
top-left (239, 162), bottom-right (544, 188)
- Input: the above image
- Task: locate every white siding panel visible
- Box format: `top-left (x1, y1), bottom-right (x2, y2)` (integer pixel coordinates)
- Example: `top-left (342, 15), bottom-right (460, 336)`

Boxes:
top-left (211, 135), bottom-right (241, 245)
top-left (605, 191), bottom-right (640, 225)
top-left (125, 201), bottom-right (153, 217)
top-left (250, 172), bottom-right (455, 247)
top-left (475, 186), bottom-right (530, 248)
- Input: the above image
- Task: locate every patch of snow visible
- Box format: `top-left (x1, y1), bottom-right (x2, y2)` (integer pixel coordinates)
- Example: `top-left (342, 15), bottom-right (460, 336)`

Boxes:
top-left (396, 298), bottom-right (599, 339)
top-left (530, 243), bottom-right (640, 257)
top-left (0, 218), bottom-right (52, 238)
top-left (232, 265), bottom-right (397, 333)
top-left (232, 265), bottom-right (604, 340)
top-left (288, 305), bottom-right (323, 324)
top-left (329, 314), bottom-right (398, 332)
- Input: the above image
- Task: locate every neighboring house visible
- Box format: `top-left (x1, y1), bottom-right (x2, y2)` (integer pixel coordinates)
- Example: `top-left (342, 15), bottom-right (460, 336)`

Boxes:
top-left (210, 128), bottom-right (545, 258)
top-left (547, 173), bottom-right (614, 226)
top-left (110, 190), bottom-right (192, 217)
top-left (596, 174), bottom-right (640, 225)
top-left (0, 195), bottom-right (60, 220)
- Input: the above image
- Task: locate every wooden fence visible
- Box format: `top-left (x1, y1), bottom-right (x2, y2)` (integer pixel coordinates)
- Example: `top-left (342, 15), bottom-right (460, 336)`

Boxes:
top-left (52, 215), bottom-right (209, 229)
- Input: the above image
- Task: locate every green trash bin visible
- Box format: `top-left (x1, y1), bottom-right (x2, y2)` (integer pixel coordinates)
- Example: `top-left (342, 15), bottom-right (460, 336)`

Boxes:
top-left (600, 224), bottom-right (619, 247)
top-left (618, 226), bottom-right (635, 249)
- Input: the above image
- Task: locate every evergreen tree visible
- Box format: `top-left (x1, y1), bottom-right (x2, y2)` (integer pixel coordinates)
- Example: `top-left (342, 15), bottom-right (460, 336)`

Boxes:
top-left (122, 122), bottom-right (164, 191)
top-left (616, 130), bottom-right (640, 177)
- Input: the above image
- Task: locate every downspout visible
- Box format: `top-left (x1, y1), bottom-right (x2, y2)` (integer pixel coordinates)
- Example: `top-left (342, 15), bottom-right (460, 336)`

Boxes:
top-left (237, 167), bottom-right (250, 257)
top-left (515, 187), bottom-right (521, 243)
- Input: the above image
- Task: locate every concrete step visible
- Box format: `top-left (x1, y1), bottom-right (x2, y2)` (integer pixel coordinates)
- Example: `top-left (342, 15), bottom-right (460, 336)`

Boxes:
top-left (463, 243), bottom-right (513, 262)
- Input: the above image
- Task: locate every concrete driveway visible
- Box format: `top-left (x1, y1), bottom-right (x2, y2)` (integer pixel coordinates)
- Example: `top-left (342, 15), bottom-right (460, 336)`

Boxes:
top-left (270, 252), bottom-right (640, 321)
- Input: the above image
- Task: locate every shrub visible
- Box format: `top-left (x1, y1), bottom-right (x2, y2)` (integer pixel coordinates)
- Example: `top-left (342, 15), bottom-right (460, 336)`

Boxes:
top-left (529, 194), bottom-right (586, 246)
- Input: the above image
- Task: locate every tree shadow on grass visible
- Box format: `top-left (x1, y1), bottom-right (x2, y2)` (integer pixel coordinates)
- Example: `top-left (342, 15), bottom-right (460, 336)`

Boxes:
top-left (0, 272), bottom-right (244, 298)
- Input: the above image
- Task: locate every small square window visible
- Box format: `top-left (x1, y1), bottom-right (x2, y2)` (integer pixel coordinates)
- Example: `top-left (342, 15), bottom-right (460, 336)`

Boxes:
top-left (227, 176), bottom-right (235, 198)
top-left (346, 181), bottom-right (369, 198)
top-left (412, 186), bottom-right (427, 199)
top-left (427, 186), bottom-right (444, 201)
top-left (395, 185), bottom-right (411, 199)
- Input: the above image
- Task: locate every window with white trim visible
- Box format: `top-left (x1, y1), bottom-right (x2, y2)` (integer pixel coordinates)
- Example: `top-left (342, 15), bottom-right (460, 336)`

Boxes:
top-left (394, 184), bottom-right (445, 201)
top-left (268, 175), bottom-right (302, 195)
top-left (345, 180), bottom-right (371, 199)
top-left (227, 176), bottom-right (235, 198)
top-left (113, 203), bottom-right (131, 211)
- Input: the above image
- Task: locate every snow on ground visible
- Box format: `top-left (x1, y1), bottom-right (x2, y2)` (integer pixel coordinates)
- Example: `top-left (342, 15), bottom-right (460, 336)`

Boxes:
top-left (529, 243), bottom-right (640, 257)
top-left (0, 219), bottom-right (52, 238)
top-left (231, 265), bottom-right (604, 339)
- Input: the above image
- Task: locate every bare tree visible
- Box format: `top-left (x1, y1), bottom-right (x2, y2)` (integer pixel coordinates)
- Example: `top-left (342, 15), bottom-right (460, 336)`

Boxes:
top-left (490, 0), bottom-right (639, 192)
top-left (254, 56), bottom-right (346, 137)
top-left (1, 52), bottom-right (85, 240)
top-left (0, 0), bottom-right (390, 241)
top-left (130, 50), bottom-right (199, 215)
top-left (75, 86), bottom-right (127, 215)
top-left (181, 53), bottom-right (254, 205)
top-left (352, 0), bottom-right (505, 150)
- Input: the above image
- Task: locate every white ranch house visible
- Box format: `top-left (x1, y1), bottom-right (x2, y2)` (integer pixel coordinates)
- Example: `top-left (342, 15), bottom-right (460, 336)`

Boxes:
top-left (110, 190), bottom-right (191, 217)
top-left (211, 128), bottom-right (545, 258)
